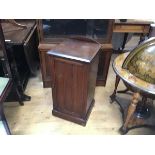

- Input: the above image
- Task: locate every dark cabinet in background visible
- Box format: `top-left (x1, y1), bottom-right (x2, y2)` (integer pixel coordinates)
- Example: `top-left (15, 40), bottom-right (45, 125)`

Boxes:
top-left (0, 20), bottom-right (39, 103)
top-left (38, 44), bottom-right (56, 87)
top-left (37, 19), bottom-right (114, 87)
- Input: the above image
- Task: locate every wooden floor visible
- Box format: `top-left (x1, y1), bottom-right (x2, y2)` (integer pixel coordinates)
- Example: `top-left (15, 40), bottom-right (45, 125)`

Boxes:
top-left (3, 36), bottom-right (155, 135)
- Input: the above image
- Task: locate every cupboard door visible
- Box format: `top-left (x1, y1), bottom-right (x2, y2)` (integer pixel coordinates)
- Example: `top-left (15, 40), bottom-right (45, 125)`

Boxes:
top-left (52, 58), bottom-right (88, 118)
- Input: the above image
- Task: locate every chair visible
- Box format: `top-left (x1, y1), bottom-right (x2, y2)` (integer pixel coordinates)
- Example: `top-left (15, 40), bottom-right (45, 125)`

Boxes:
top-left (110, 37), bottom-right (155, 134)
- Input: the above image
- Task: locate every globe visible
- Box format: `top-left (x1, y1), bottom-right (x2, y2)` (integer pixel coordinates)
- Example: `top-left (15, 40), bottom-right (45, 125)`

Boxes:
top-left (122, 37), bottom-right (155, 84)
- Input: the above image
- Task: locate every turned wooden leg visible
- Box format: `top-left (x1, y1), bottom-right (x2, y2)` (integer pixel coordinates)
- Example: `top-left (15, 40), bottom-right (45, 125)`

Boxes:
top-left (110, 75), bottom-right (120, 103)
top-left (121, 33), bottom-right (128, 51)
top-left (120, 92), bottom-right (140, 134)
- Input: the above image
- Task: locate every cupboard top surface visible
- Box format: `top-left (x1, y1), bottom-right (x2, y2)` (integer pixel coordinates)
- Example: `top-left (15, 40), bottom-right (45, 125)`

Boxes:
top-left (48, 38), bottom-right (101, 63)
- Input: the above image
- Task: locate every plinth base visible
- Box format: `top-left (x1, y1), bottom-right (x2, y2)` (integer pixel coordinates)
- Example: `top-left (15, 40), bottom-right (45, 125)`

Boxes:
top-left (52, 99), bottom-right (95, 126)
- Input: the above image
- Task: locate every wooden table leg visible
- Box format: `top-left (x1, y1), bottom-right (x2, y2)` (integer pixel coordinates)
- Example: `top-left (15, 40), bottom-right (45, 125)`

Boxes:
top-left (121, 33), bottom-right (128, 51)
top-left (120, 92), bottom-right (140, 134)
top-left (110, 75), bottom-right (120, 103)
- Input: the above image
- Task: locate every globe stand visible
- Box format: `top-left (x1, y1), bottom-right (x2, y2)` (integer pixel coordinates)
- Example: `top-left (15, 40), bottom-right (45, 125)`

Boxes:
top-left (111, 47), bottom-right (155, 135)
top-left (111, 92), bottom-right (155, 135)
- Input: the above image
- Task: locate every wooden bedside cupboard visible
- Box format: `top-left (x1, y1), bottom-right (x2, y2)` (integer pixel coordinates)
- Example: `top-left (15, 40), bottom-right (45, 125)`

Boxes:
top-left (48, 37), bottom-right (101, 125)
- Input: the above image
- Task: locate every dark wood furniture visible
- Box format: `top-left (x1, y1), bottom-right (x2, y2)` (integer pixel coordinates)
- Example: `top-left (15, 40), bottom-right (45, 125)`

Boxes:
top-left (0, 22), bottom-right (12, 134)
top-left (149, 23), bottom-right (155, 38)
top-left (38, 44), bottom-right (56, 87)
top-left (110, 50), bottom-right (155, 134)
top-left (113, 19), bottom-right (153, 50)
top-left (37, 19), bottom-right (114, 87)
top-left (96, 43), bottom-right (113, 86)
top-left (0, 20), bottom-right (39, 103)
top-left (48, 37), bottom-right (101, 125)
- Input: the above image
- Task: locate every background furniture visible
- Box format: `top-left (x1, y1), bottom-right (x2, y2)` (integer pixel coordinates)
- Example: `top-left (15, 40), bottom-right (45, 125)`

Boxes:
top-left (149, 23), bottom-right (155, 38)
top-left (0, 20), bottom-right (39, 103)
top-left (48, 37), bottom-right (101, 125)
top-left (113, 19), bottom-right (153, 51)
top-left (37, 19), bottom-right (114, 87)
top-left (0, 22), bottom-right (13, 134)
top-left (110, 38), bottom-right (155, 134)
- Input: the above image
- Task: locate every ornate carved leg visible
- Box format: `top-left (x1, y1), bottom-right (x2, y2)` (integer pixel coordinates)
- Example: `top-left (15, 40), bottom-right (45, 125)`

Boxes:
top-left (15, 87), bottom-right (24, 106)
top-left (8, 45), bottom-right (31, 105)
top-left (120, 92), bottom-right (140, 134)
top-left (110, 75), bottom-right (120, 103)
